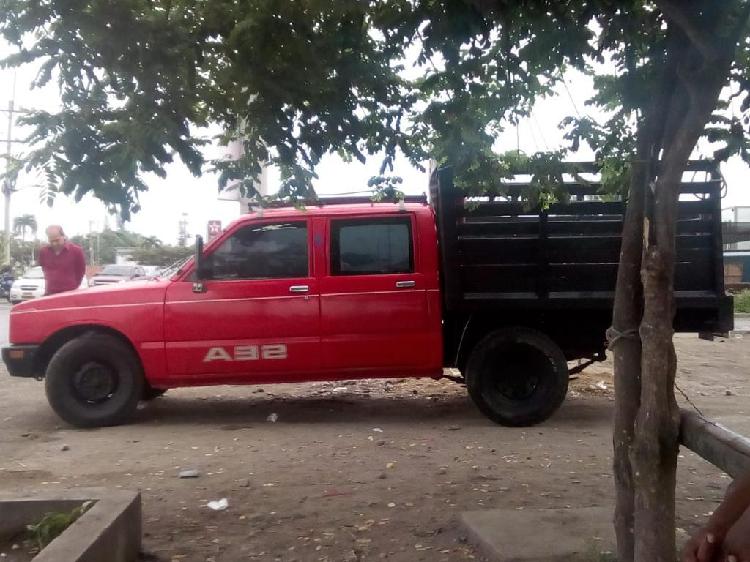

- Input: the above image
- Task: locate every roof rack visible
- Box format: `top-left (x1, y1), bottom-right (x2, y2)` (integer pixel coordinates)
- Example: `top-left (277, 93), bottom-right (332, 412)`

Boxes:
top-left (248, 193), bottom-right (428, 211)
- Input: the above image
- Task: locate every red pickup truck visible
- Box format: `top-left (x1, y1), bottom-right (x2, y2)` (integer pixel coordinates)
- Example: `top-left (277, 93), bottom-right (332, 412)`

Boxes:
top-left (2, 166), bottom-right (732, 428)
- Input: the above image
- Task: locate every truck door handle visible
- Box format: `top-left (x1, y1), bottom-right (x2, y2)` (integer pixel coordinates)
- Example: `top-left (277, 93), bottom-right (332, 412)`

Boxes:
top-left (289, 285), bottom-right (310, 293)
top-left (395, 280), bottom-right (416, 289)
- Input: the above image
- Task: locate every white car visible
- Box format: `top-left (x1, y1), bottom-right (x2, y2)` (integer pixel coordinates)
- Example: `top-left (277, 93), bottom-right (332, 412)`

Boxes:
top-left (9, 266), bottom-right (88, 304)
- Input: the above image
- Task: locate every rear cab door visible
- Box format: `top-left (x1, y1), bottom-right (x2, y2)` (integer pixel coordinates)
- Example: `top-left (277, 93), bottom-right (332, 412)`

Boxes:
top-left (318, 209), bottom-right (442, 377)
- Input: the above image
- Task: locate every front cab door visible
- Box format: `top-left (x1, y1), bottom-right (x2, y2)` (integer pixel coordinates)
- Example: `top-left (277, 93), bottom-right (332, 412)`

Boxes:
top-left (164, 219), bottom-right (321, 382)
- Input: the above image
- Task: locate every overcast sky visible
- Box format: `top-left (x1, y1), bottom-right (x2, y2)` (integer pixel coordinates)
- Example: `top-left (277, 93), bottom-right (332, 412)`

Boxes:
top-left (2, 41), bottom-right (750, 246)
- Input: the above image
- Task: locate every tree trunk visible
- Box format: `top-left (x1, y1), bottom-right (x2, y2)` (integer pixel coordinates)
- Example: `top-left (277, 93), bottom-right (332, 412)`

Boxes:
top-left (612, 58), bottom-right (677, 562)
top-left (632, 209), bottom-right (681, 562)
top-left (631, 155), bottom-right (682, 562)
top-left (632, 121), bottom-right (720, 562)
top-left (631, 25), bottom-right (746, 562)
top-left (616, 3), bottom-right (750, 560)
top-left (611, 144), bottom-right (647, 562)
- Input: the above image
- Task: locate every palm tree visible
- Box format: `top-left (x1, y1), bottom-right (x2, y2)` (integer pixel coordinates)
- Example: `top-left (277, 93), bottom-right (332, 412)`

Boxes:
top-left (13, 214), bottom-right (37, 243)
top-left (13, 214), bottom-right (38, 264)
top-left (141, 235), bottom-right (162, 249)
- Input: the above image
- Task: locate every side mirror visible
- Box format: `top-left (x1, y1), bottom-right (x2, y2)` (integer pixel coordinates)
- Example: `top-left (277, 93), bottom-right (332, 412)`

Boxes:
top-left (192, 236), bottom-right (207, 293)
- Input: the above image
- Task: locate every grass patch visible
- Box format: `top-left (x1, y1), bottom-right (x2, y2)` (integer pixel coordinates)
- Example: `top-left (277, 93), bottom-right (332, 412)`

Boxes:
top-left (733, 289), bottom-right (750, 313)
top-left (26, 501), bottom-right (93, 550)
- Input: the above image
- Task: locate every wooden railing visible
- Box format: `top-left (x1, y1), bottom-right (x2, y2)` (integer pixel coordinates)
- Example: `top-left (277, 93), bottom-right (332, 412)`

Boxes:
top-left (680, 409), bottom-right (750, 478)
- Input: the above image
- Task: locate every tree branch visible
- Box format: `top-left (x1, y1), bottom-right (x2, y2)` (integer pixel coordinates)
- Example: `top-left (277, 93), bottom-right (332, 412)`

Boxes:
top-left (654, 0), bottom-right (720, 62)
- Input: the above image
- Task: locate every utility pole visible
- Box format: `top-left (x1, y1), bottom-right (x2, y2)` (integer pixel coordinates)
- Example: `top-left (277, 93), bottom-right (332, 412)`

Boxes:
top-left (2, 73), bottom-right (20, 266)
top-left (88, 220), bottom-right (95, 265)
top-left (177, 213), bottom-right (191, 247)
top-left (3, 98), bottom-right (13, 266)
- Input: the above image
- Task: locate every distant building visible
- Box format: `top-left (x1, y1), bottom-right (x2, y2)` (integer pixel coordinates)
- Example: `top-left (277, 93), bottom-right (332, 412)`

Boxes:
top-left (723, 206), bottom-right (750, 286)
top-left (725, 206), bottom-right (750, 251)
top-left (114, 248), bottom-right (136, 265)
top-left (219, 140), bottom-right (269, 214)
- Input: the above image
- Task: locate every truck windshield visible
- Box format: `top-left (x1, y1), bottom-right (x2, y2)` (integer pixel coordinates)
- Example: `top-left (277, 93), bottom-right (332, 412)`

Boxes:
top-left (161, 256), bottom-right (191, 279)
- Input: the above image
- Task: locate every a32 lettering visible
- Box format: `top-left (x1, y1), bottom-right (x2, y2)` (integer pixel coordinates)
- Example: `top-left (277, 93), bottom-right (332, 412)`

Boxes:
top-left (203, 344), bottom-right (288, 362)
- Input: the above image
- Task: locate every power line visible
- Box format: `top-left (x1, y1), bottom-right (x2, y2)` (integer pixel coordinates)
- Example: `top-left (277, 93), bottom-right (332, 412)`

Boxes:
top-left (561, 77), bottom-right (583, 119)
top-left (531, 112), bottom-right (550, 151)
top-left (0, 108), bottom-right (33, 114)
top-left (526, 116), bottom-right (541, 152)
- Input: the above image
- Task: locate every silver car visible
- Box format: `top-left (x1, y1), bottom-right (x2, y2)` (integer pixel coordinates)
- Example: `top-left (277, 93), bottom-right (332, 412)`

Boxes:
top-left (89, 264), bottom-right (146, 286)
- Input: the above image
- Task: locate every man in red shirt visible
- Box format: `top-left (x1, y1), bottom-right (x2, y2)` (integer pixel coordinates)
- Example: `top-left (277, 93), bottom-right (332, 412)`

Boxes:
top-left (38, 225), bottom-right (86, 295)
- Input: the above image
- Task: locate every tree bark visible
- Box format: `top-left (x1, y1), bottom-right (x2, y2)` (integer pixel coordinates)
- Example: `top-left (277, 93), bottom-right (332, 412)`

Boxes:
top-left (633, 200), bottom-right (681, 562)
top-left (611, 141), bottom-right (647, 562)
top-left (632, 110), bottom-right (722, 562)
top-left (630, 5), bottom-right (748, 558)
top-left (612, 48), bottom-right (678, 562)
top-left (617, 3), bottom-right (750, 560)
top-left (631, 149), bottom-right (685, 562)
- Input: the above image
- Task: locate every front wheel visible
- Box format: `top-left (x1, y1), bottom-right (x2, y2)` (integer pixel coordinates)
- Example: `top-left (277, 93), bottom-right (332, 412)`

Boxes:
top-left (466, 327), bottom-right (568, 426)
top-left (141, 386), bottom-right (167, 401)
top-left (45, 333), bottom-right (144, 428)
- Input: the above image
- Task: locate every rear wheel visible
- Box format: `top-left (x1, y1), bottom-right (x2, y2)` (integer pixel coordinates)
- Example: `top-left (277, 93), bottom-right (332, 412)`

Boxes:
top-left (466, 327), bottom-right (568, 426)
top-left (45, 333), bottom-right (144, 428)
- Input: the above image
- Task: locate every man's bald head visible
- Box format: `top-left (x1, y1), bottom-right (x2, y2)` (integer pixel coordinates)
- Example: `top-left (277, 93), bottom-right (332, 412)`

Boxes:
top-left (46, 225), bottom-right (66, 253)
top-left (46, 225), bottom-right (65, 238)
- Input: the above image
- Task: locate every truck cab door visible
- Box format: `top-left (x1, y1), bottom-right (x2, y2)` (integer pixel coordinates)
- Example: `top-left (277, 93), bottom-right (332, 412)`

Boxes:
top-left (319, 214), bottom-right (441, 377)
top-left (164, 219), bottom-right (321, 381)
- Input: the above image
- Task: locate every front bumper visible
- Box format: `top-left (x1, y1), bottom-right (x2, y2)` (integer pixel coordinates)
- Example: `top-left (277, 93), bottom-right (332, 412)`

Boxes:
top-left (9, 289), bottom-right (43, 302)
top-left (2, 345), bottom-right (40, 378)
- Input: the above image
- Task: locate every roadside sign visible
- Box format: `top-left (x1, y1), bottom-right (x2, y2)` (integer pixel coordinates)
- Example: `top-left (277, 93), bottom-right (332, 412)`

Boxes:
top-left (207, 220), bottom-right (222, 241)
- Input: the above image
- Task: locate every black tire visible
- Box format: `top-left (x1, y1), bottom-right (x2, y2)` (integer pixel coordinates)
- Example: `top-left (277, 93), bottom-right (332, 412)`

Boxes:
top-left (45, 333), bottom-right (144, 428)
top-left (141, 386), bottom-right (167, 401)
top-left (466, 327), bottom-right (568, 427)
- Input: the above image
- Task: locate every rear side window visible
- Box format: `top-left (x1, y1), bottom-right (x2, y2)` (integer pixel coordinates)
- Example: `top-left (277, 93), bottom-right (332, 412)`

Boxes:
top-left (331, 217), bottom-right (413, 275)
top-left (207, 222), bottom-right (308, 280)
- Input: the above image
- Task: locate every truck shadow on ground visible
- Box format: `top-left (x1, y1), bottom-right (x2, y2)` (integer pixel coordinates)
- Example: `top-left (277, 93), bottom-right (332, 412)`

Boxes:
top-left (132, 393), bottom-right (613, 430)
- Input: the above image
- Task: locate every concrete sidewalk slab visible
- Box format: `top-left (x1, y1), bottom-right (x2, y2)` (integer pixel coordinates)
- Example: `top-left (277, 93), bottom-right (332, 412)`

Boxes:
top-left (0, 488), bottom-right (141, 562)
top-left (459, 506), bottom-right (615, 562)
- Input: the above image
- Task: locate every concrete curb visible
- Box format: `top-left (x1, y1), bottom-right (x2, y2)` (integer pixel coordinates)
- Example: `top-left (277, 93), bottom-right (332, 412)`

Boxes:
top-left (459, 506), bottom-right (614, 562)
top-left (0, 488), bottom-right (141, 562)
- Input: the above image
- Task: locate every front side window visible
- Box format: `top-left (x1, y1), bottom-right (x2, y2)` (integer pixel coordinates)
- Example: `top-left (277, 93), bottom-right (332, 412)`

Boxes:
top-left (331, 217), bottom-right (413, 275)
top-left (206, 222), bottom-right (308, 280)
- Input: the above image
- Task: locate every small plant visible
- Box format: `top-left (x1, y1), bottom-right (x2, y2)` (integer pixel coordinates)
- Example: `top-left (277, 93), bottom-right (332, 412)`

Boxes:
top-left (733, 289), bottom-right (750, 313)
top-left (26, 501), bottom-right (94, 550)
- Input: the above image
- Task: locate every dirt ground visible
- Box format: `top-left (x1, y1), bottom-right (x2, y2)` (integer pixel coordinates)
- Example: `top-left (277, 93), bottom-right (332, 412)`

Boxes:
top-left (0, 334), bottom-right (748, 562)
